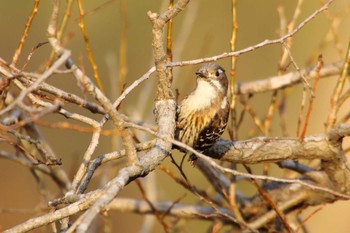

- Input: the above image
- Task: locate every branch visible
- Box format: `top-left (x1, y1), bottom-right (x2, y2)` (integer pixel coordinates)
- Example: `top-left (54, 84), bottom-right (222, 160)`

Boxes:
top-left (111, 0), bottom-right (335, 107)
top-left (125, 121), bottom-right (350, 199)
top-left (168, 0), bottom-right (333, 67)
top-left (72, 0), bottom-right (188, 231)
top-left (108, 198), bottom-right (234, 221)
top-left (0, 50), bottom-right (71, 116)
top-left (206, 124), bottom-right (350, 195)
top-left (206, 124), bottom-right (350, 164)
top-left (236, 60), bottom-right (342, 95)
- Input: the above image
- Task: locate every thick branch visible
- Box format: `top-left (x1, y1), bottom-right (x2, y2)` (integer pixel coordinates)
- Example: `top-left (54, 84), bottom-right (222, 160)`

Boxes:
top-left (207, 124), bottom-right (350, 194)
top-left (207, 135), bottom-right (337, 163)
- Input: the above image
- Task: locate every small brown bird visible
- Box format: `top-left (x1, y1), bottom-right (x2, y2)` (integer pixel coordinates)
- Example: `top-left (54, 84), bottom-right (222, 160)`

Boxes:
top-left (175, 63), bottom-right (229, 160)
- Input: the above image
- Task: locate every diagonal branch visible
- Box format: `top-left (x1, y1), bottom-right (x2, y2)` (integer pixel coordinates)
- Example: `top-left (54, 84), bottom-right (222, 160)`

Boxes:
top-left (73, 1), bottom-right (188, 232)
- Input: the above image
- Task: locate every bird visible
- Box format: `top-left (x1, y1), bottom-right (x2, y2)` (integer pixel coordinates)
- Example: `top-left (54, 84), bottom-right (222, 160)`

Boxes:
top-left (174, 63), bottom-right (229, 162)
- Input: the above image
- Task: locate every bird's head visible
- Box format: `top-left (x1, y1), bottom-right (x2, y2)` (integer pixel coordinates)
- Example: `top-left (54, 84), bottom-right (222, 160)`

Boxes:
top-left (195, 63), bottom-right (228, 95)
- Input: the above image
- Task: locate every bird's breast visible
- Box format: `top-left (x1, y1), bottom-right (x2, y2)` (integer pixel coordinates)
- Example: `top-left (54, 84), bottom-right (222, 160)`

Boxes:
top-left (181, 80), bottom-right (219, 111)
top-left (176, 100), bottom-right (221, 147)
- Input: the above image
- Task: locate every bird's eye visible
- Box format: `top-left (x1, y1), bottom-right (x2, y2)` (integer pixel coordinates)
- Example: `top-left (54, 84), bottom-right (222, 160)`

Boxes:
top-left (215, 69), bottom-right (223, 77)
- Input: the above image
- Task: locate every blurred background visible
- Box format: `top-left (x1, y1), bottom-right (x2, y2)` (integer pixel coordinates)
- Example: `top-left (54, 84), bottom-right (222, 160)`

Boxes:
top-left (1, 0), bottom-right (350, 232)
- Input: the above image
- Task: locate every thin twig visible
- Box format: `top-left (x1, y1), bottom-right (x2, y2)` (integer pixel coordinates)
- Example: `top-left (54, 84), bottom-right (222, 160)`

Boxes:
top-left (47, 0), bottom-right (74, 67)
top-left (326, 40), bottom-right (350, 130)
top-left (77, 0), bottom-right (104, 93)
top-left (299, 55), bottom-right (324, 140)
top-left (263, 91), bottom-right (278, 136)
top-left (244, 165), bottom-right (294, 233)
top-left (113, 67), bottom-right (155, 108)
top-left (117, 0), bottom-right (128, 110)
top-left (239, 96), bottom-right (265, 133)
top-left (295, 207), bottom-right (322, 233)
top-left (247, 191), bottom-right (308, 231)
top-left (21, 42), bottom-right (48, 71)
top-left (135, 179), bottom-right (170, 232)
top-left (281, 42), bottom-right (312, 92)
top-left (278, 0), bottom-right (304, 70)
top-left (69, 122), bottom-right (102, 193)
top-left (296, 80), bottom-right (307, 138)
top-left (166, 0), bottom-right (174, 84)
top-left (0, 50), bottom-right (71, 116)
top-left (229, 0), bottom-right (238, 140)
top-left (11, 0), bottom-right (40, 66)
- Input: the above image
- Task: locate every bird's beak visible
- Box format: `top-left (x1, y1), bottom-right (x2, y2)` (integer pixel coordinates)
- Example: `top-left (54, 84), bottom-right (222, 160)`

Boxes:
top-left (195, 71), bottom-right (205, 78)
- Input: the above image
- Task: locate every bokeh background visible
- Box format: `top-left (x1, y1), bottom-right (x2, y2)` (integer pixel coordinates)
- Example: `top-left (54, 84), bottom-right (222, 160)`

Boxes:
top-left (1, 0), bottom-right (350, 232)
